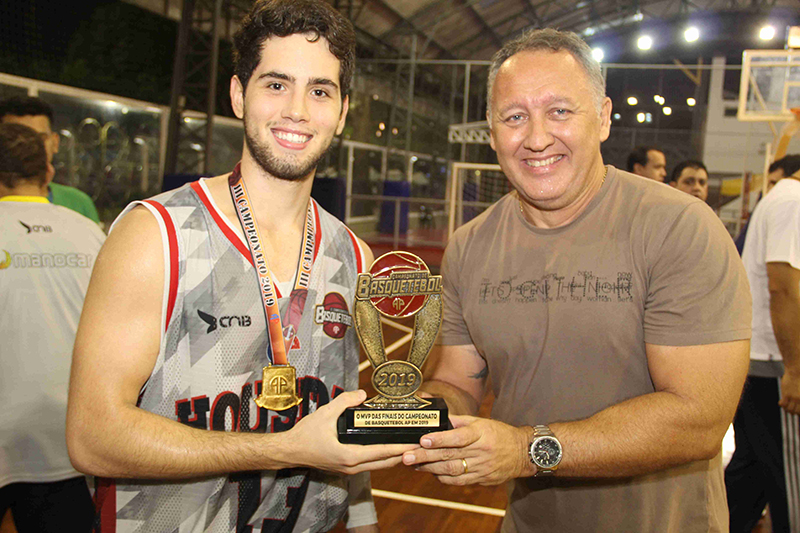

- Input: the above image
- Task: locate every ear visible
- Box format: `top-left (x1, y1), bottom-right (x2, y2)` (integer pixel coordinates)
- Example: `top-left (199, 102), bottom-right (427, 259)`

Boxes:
top-left (45, 162), bottom-right (55, 185)
top-left (487, 111), bottom-right (496, 151)
top-left (633, 163), bottom-right (644, 174)
top-left (231, 75), bottom-right (245, 119)
top-left (598, 97), bottom-right (612, 143)
top-left (51, 131), bottom-right (60, 155)
top-left (335, 95), bottom-right (349, 135)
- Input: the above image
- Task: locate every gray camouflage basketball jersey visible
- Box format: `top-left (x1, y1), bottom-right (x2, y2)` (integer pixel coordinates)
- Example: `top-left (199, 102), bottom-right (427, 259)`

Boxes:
top-left (97, 178), bottom-right (367, 533)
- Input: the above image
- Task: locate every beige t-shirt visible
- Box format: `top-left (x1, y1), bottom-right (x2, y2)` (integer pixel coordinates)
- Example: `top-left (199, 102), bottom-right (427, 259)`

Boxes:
top-left (440, 167), bottom-right (751, 532)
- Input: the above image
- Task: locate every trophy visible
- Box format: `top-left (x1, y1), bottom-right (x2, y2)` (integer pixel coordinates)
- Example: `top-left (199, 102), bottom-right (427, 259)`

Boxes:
top-left (337, 251), bottom-right (452, 444)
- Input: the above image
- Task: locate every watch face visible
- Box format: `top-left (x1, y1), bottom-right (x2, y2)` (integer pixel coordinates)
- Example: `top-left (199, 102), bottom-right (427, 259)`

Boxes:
top-left (532, 437), bottom-right (562, 468)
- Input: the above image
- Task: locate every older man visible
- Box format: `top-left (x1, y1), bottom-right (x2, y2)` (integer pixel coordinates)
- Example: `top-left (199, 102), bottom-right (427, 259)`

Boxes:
top-left (403, 29), bottom-right (751, 532)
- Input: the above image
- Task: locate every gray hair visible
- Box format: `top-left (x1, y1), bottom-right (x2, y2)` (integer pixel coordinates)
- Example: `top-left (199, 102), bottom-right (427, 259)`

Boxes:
top-left (486, 28), bottom-right (606, 120)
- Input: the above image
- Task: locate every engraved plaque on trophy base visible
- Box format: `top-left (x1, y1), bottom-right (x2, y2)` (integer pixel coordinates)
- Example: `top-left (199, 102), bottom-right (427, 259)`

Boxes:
top-left (337, 397), bottom-right (452, 444)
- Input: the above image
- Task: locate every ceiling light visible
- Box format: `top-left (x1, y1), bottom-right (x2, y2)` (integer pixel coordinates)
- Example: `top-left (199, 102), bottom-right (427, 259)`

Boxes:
top-left (759, 25), bottom-right (775, 41)
top-left (627, 96), bottom-right (638, 106)
top-left (637, 35), bottom-right (653, 50)
top-left (684, 27), bottom-right (700, 43)
top-left (613, 113), bottom-right (621, 120)
top-left (687, 97), bottom-right (697, 106)
top-left (592, 47), bottom-right (604, 62)
top-left (645, 112), bottom-right (652, 123)
top-left (378, 122), bottom-right (385, 131)
top-left (375, 130), bottom-right (382, 137)
top-left (584, 27), bottom-right (595, 36)
top-left (663, 106), bottom-right (672, 115)
top-left (653, 95), bottom-right (663, 104)
top-left (636, 112), bottom-right (646, 123)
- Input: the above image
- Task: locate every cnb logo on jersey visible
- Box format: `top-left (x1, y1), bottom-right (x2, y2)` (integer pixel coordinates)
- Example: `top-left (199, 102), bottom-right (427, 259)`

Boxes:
top-left (19, 220), bottom-right (52, 234)
top-left (314, 292), bottom-right (353, 339)
top-left (197, 310), bottom-right (252, 334)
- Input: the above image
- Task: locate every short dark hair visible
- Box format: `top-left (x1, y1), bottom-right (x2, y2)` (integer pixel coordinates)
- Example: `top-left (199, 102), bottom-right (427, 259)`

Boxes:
top-left (670, 160), bottom-right (708, 183)
top-left (0, 123), bottom-right (48, 188)
top-left (769, 154), bottom-right (800, 177)
top-left (626, 146), bottom-right (661, 172)
top-left (0, 96), bottom-right (54, 124)
top-left (233, 0), bottom-right (356, 98)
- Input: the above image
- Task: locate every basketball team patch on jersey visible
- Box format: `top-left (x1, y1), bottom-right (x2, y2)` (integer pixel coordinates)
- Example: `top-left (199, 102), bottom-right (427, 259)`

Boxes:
top-left (314, 292), bottom-right (353, 339)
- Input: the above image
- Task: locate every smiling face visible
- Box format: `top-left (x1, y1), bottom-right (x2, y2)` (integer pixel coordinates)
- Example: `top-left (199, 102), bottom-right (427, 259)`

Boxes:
top-left (230, 33), bottom-right (348, 182)
top-left (488, 49), bottom-right (611, 215)
top-left (671, 166), bottom-right (708, 201)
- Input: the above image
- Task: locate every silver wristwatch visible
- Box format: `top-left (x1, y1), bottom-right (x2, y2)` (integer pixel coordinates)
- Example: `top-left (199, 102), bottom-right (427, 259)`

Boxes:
top-left (528, 425), bottom-right (563, 476)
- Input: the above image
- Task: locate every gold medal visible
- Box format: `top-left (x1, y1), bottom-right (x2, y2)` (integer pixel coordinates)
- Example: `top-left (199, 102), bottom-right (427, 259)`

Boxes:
top-left (254, 364), bottom-right (303, 411)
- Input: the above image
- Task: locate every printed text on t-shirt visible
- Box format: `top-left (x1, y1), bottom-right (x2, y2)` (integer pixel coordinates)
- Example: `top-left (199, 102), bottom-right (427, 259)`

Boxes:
top-left (479, 271), bottom-right (633, 304)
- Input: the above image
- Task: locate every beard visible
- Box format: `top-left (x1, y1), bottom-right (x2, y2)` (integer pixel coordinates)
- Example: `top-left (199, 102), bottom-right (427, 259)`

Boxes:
top-left (243, 113), bottom-right (328, 182)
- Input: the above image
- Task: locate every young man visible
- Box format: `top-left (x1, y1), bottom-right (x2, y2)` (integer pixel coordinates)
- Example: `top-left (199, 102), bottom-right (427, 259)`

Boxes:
top-left (0, 96), bottom-right (100, 223)
top-left (403, 29), bottom-right (751, 532)
top-left (766, 154), bottom-right (800, 193)
top-left (726, 152), bottom-right (800, 532)
top-left (626, 145), bottom-right (667, 182)
top-left (0, 123), bottom-right (105, 532)
top-left (66, 1), bottom-right (413, 531)
top-left (670, 159), bottom-right (709, 202)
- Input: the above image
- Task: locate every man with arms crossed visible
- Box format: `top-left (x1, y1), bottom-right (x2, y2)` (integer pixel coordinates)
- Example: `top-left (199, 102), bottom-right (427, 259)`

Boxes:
top-left (0, 123), bottom-right (104, 532)
top-left (66, 1), bottom-right (412, 531)
top-left (402, 29), bottom-right (751, 531)
top-left (626, 145), bottom-right (667, 182)
top-left (725, 153), bottom-right (800, 532)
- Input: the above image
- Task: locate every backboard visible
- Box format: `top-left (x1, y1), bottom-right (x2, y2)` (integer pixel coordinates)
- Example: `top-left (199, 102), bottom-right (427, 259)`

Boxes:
top-left (738, 49), bottom-right (800, 122)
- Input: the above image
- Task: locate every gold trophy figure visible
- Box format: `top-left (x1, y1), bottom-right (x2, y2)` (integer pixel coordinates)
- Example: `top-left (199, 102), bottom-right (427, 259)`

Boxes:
top-left (338, 251), bottom-right (451, 444)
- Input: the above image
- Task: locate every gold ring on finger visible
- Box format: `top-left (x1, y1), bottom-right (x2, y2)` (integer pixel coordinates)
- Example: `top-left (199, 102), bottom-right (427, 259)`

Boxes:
top-left (461, 458), bottom-right (469, 475)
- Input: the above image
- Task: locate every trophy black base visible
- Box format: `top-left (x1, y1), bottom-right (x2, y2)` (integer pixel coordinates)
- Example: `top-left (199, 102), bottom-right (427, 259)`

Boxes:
top-left (337, 397), bottom-right (452, 444)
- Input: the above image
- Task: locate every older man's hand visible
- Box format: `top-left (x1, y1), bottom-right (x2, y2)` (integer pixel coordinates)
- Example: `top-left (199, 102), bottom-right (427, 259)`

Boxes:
top-left (401, 416), bottom-right (535, 486)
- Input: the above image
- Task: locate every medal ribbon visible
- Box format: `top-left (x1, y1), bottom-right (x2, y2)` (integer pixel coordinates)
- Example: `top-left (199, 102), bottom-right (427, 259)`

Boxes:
top-left (228, 164), bottom-right (316, 366)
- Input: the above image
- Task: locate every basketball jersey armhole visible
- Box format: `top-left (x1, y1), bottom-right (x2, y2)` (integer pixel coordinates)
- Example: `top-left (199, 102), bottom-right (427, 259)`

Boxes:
top-left (110, 200), bottom-right (179, 356)
top-left (344, 226), bottom-right (367, 273)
